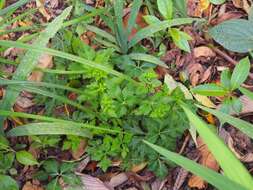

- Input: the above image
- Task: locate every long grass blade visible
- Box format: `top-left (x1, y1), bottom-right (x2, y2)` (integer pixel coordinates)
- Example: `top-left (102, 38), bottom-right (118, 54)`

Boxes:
top-left (126, 0), bottom-right (142, 36)
top-left (128, 53), bottom-right (168, 68)
top-left (86, 25), bottom-right (116, 43)
top-left (239, 87), bottom-right (253, 100)
top-left (129, 18), bottom-right (201, 48)
top-left (0, 7), bottom-right (72, 120)
top-left (0, 0), bottom-right (30, 16)
top-left (0, 110), bottom-right (125, 134)
top-left (197, 104), bottom-right (253, 140)
top-left (7, 122), bottom-right (92, 138)
top-left (180, 103), bottom-right (253, 189)
top-left (144, 141), bottom-right (249, 190)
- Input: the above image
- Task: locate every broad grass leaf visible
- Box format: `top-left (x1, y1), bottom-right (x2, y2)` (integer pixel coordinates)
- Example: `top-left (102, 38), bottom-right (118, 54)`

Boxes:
top-left (191, 84), bottom-right (228, 96)
top-left (16, 150), bottom-right (38, 166)
top-left (230, 57), bottom-right (250, 90)
top-left (197, 104), bottom-right (253, 140)
top-left (7, 122), bottom-right (92, 138)
top-left (209, 19), bottom-right (253, 53)
top-left (0, 0), bottom-right (30, 16)
top-left (239, 87), bottom-right (253, 100)
top-left (180, 104), bottom-right (253, 189)
top-left (143, 141), bottom-right (250, 190)
top-left (157, 0), bottom-right (173, 19)
top-left (0, 7), bottom-right (72, 129)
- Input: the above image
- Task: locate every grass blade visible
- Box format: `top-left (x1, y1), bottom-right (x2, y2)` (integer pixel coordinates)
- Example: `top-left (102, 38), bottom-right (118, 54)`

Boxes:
top-left (144, 141), bottom-right (250, 190)
top-left (86, 25), bottom-right (117, 43)
top-left (197, 104), bottom-right (253, 140)
top-left (129, 18), bottom-right (201, 48)
top-left (180, 103), bottom-right (253, 189)
top-left (0, 40), bottom-right (135, 83)
top-left (0, 110), bottom-right (124, 134)
top-left (0, 0), bottom-right (30, 16)
top-left (0, 78), bottom-right (83, 94)
top-left (7, 122), bottom-right (92, 138)
top-left (239, 87), bottom-right (253, 100)
top-left (0, 7), bottom-right (72, 132)
top-left (126, 0), bottom-right (143, 36)
top-left (128, 53), bottom-right (168, 68)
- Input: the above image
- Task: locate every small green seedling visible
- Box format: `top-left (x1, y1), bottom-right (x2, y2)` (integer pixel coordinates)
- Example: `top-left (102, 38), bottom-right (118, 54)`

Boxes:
top-left (192, 57), bottom-right (251, 114)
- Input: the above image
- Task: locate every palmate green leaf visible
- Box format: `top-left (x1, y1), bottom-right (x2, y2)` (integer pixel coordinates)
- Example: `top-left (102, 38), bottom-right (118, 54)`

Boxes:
top-left (0, 40), bottom-right (135, 84)
top-left (197, 104), bottom-right (253, 140)
top-left (128, 18), bottom-right (201, 48)
top-left (209, 19), bottom-right (253, 53)
top-left (0, 175), bottom-right (18, 190)
top-left (16, 150), bottom-right (38, 166)
top-left (239, 87), bottom-right (253, 100)
top-left (0, 110), bottom-right (125, 134)
top-left (0, 7), bottom-right (72, 131)
top-left (144, 141), bottom-right (249, 190)
top-left (181, 103), bottom-right (253, 189)
top-left (230, 57), bottom-right (250, 90)
top-left (7, 122), bottom-right (92, 138)
top-left (191, 83), bottom-right (228, 96)
top-left (157, 0), bottom-right (173, 19)
top-left (128, 53), bottom-right (168, 68)
top-left (0, 0), bottom-right (30, 16)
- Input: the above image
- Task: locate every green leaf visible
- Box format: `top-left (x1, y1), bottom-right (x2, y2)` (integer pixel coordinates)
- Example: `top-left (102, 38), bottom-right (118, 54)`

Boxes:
top-left (170, 28), bottom-right (191, 52)
top-left (128, 53), bottom-right (168, 68)
top-left (0, 175), bottom-right (18, 190)
top-left (0, 135), bottom-right (9, 149)
top-left (173, 0), bottom-right (187, 17)
top-left (209, 0), bottom-right (226, 5)
top-left (230, 57), bottom-right (250, 90)
top-left (16, 150), bottom-right (38, 166)
top-left (0, 110), bottom-right (124, 134)
top-left (126, 0), bottom-right (143, 36)
top-left (157, 0), bottom-right (173, 19)
top-left (85, 25), bottom-right (116, 44)
top-left (7, 122), bottom-right (92, 138)
top-left (0, 0), bottom-right (30, 16)
top-left (144, 141), bottom-right (249, 190)
top-left (239, 87), bottom-right (253, 100)
top-left (181, 104), bottom-right (253, 189)
top-left (0, 7), bottom-right (72, 131)
top-left (209, 19), bottom-right (253, 53)
top-left (0, 40), bottom-right (135, 83)
top-left (197, 104), bottom-right (253, 140)
top-left (221, 69), bottom-right (232, 90)
top-left (191, 83), bottom-right (228, 96)
top-left (43, 159), bottom-right (59, 174)
top-left (129, 18), bottom-right (200, 48)
top-left (143, 15), bottom-right (161, 25)
top-left (47, 178), bottom-right (61, 190)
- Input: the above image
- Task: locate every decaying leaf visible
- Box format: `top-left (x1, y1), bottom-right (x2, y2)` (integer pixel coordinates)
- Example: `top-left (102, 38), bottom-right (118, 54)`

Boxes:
top-left (193, 46), bottom-right (216, 58)
top-left (79, 174), bottom-right (110, 190)
top-left (22, 181), bottom-right (44, 190)
top-left (36, 0), bottom-right (51, 21)
top-left (108, 173), bottom-right (128, 188)
top-left (71, 139), bottom-right (87, 160)
top-left (193, 94), bottom-right (216, 108)
top-left (188, 137), bottom-right (219, 189)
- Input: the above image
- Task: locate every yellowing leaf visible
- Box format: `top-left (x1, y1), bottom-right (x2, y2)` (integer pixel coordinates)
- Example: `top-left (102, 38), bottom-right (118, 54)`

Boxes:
top-left (193, 94), bottom-right (216, 108)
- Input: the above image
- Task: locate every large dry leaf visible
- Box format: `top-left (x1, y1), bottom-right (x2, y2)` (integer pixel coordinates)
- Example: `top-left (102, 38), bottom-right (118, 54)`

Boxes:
top-left (22, 181), bottom-right (44, 190)
top-left (193, 46), bottom-right (216, 58)
top-left (188, 137), bottom-right (219, 189)
top-left (79, 174), bottom-right (110, 190)
top-left (107, 173), bottom-right (128, 188)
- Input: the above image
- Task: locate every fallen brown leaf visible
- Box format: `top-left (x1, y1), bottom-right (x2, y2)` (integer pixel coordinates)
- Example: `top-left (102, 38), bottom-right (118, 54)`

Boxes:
top-left (173, 168), bottom-right (189, 190)
top-left (131, 162), bottom-right (148, 173)
top-left (188, 138), bottom-right (219, 189)
top-left (22, 181), bottom-right (44, 190)
top-left (78, 174), bottom-right (110, 190)
top-left (107, 173), bottom-right (128, 188)
top-left (193, 46), bottom-right (216, 58)
top-left (71, 139), bottom-right (87, 159)
top-left (36, 0), bottom-right (51, 21)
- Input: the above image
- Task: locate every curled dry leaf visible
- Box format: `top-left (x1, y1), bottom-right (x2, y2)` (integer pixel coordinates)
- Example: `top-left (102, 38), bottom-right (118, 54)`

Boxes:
top-left (79, 174), bottom-right (110, 190)
top-left (200, 66), bottom-right (213, 83)
top-left (108, 173), bottom-right (128, 188)
top-left (188, 137), bottom-right (219, 189)
top-left (22, 181), bottom-right (44, 190)
top-left (29, 54), bottom-right (53, 82)
top-left (232, 0), bottom-right (251, 13)
top-left (193, 46), bottom-right (216, 58)
top-left (131, 162), bottom-right (148, 173)
top-left (71, 139), bottom-right (87, 159)
top-left (212, 11), bottom-right (243, 25)
top-left (187, 63), bottom-right (204, 86)
top-left (220, 128), bottom-right (253, 163)
top-left (173, 168), bottom-right (189, 190)
top-left (187, 0), bottom-right (210, 17)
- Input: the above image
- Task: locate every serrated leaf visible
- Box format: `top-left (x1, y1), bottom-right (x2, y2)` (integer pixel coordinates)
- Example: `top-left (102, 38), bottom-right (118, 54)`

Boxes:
top-left (157, 0), bottom-right (173, 19)
top-left (230, 57), bottom-right (250, 90)
top-left (191, 83), bottom-right (228, 96)
top-left (16, 150), bottom-right (38, 166)
top-left (209, 19), bottom-right (253, 53)
top-left (0, 175), bottom-right (18, 190)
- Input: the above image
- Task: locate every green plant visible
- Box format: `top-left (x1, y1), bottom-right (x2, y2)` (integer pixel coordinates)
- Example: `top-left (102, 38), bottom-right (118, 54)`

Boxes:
top-left (35, 159), bottom-right (81, 190)
top-left (192, 57), bottom-right (251, 114)
top-left (209, 18), bottom-right (253, 53)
